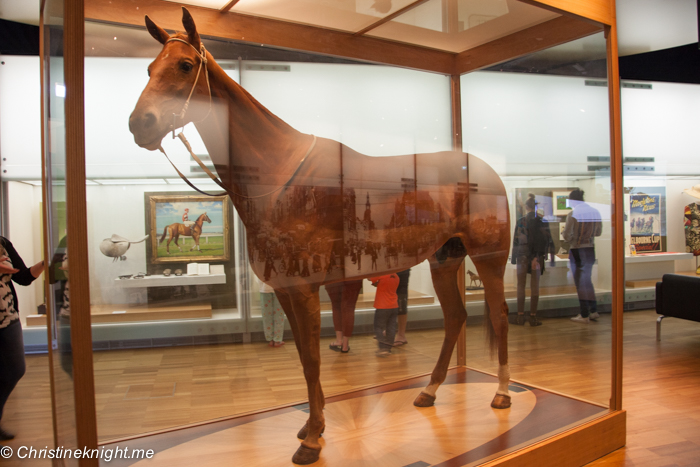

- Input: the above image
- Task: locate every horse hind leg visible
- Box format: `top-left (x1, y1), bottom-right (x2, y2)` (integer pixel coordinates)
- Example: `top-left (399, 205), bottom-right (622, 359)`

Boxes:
top-left (471, 253), bottom-right (511, 409)
top-left (414, 250), bottom-right (467, 407)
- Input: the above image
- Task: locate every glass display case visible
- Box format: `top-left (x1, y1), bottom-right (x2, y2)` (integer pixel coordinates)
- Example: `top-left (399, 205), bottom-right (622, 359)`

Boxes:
top-left (4, 0), bottom-right (633, 465)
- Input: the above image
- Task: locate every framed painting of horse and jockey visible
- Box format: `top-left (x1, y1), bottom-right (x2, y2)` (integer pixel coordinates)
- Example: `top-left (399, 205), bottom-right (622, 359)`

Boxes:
top-left (145, 192), bottom-right (231, 264)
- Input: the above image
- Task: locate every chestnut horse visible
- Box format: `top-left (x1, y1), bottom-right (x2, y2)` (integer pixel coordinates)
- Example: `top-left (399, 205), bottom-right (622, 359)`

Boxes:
top-left (159, 212), bottom-right (211, 254)
top-left (130, 8), bottom-right (511, 465)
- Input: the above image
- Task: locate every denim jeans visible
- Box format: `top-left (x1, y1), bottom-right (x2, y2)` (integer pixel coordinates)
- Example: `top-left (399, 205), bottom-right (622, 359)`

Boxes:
top-left (569, 247), bottom-right (597, 317)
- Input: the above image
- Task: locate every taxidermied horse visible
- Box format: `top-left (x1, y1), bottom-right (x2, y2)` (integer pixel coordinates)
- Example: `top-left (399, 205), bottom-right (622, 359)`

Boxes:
top-left (129, 8), bottom-right (511, 465)
top-left (159, 212), bottom-right (211, 254)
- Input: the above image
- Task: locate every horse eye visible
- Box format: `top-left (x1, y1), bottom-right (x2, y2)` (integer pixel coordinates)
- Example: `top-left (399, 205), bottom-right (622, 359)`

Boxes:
top-left (180, 62), bottom-right (193, 73)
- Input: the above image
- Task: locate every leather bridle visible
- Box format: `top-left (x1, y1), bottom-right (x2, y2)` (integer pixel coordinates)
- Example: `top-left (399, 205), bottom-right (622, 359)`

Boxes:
top-left (156, 37), bottom-right (317, 199)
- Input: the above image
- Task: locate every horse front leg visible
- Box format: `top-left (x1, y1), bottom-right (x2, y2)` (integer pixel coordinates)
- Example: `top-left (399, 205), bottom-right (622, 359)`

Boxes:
top-left (471, 253), bottom-right (511, 409)
top-left (282, 287), bottom-right (325, 465)
top-left (415, 254), bottom-right (467, 407)
top-left (275, 291), bottom-right (314, 441)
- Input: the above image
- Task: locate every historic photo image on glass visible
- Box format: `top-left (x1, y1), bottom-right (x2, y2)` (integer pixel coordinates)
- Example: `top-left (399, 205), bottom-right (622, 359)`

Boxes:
top-left (146, 193), bottom-right (230, 264)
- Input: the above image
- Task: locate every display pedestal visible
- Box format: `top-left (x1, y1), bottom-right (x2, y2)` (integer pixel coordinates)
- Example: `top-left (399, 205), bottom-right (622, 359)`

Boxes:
top-left (624, 252), bottom-right (694, 287)
top-left (101, 367), bottom-right (624, 466)
top-left (114, 273), bottom-right (226, 287)
top-left (320, 289), bottom-right (433, 311)
top-left (90, 303), bottom-right (213, 323)
top-left (506, 257), bottom-right (571, 288)
top-left (25, 314), bottom-right (47, 327)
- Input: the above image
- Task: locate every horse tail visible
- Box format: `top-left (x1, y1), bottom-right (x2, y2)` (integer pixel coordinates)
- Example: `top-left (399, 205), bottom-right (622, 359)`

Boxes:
top-left (160, 226), bottom-right (169, 244)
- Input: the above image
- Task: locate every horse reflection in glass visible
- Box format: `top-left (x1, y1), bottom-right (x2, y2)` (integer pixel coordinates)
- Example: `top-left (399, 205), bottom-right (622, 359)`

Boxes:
top-left (129, 8), bottom-right (511, 465)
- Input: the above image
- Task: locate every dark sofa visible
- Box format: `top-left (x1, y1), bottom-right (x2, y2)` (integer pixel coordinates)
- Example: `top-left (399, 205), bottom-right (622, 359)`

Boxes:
top-left (655, 273), bottom-right (700, 341)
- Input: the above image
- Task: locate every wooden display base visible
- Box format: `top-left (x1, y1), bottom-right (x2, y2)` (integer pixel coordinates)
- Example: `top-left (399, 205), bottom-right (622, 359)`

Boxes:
top-left (103, 368), bottom-right (622, 467)
top-left (466, 285), bottom-right (580, 302)
top-left (25, 314), bottom-right (47, 327)
top-left (90, 303), bottom-right (213, 323)
top-left (625, 270), bottom-right (699, 289)
top-left (320, 289), bottom-right (434, 311)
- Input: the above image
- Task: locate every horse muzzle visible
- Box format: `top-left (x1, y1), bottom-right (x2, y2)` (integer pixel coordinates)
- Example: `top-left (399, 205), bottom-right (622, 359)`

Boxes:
top-left (129, 107), bottom-right (169, 151)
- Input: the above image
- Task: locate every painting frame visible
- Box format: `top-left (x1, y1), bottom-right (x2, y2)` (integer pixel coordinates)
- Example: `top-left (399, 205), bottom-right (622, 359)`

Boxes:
top-left (552, 191), bottom-right (573, 216)
top-left (146, 193), bottom-right (231, 264)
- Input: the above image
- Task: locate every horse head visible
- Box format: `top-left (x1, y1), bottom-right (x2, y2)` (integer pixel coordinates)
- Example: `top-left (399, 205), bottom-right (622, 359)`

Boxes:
top-left (200, 212), bottom-right (212, 224)
top-left (129, 7), bottom-right (211, 151)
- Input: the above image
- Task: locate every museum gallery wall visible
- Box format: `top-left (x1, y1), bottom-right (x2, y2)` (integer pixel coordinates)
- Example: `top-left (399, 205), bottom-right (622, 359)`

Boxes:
top-left (3, 45), bottom-right (699, 333)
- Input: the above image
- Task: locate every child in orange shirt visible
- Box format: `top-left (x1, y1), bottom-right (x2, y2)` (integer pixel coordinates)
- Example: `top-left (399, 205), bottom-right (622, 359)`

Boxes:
top-left (371, 273), bottom-right (400, 357)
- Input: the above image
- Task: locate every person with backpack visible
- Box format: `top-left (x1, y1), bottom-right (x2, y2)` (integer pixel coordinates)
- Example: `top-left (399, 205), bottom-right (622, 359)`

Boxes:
top-left (563, 189), bottom-right (603, 323)
top-left (510, 194), bottom-right (555, 326)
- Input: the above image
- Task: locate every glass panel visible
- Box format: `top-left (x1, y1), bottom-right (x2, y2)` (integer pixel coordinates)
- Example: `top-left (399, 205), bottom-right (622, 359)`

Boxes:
top-left (84, 18), bottom-right (453, 441)
top-left (621, 81), bottom-right (700, 320)
top-left (368, 0), bottom-right (559, 53)
top-left (42, 0), bottom-right (78, 461)
top-left (229, 0), bottom-right (421, 33)
top-left (461, 33), bottom-right (612, 412)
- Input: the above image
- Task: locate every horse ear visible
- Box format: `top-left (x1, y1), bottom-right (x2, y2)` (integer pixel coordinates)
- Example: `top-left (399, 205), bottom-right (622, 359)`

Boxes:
top-left (181, 7), bottom-right (202, 51)
top-left (145, 15), bottom-right (170, 45)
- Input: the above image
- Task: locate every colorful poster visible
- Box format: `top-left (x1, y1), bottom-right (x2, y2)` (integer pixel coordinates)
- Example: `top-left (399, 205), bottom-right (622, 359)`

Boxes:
top-left (629, 192), bottom-right (663, 253)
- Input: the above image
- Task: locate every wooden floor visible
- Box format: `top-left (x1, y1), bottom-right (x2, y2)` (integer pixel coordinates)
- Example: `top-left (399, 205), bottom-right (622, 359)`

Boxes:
top-left (2, 309), bottom-right (700, 466)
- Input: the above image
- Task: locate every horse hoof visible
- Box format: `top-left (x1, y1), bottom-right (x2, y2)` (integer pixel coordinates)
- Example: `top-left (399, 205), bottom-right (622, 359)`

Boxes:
top-left (491, 394), bottom-right (511, 409)
top-left (292, 444), bottom-right (320, 465)
top-left (413, 392), bottom-right (436, 407)
top-left (296, 422), bottom-right (325, 440)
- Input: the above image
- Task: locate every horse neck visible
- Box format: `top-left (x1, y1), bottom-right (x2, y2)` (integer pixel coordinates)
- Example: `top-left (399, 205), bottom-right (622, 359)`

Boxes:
top-left (195, 57), bottom-right (311, 182)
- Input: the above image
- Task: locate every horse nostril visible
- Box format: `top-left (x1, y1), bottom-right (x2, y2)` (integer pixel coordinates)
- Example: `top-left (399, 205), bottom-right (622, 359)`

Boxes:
top-left (143, 112), bottom-right (157, 128)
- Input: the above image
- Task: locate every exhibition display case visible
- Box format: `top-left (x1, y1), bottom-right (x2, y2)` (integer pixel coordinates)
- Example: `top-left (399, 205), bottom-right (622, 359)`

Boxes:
top-left (0, 0), bottom-right (657, 465)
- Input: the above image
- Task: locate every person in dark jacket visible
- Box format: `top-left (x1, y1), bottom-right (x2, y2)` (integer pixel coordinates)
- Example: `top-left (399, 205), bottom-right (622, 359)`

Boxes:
top-left (0, 237), bottom-right (45, 440)
top-left (510, 194), bottom-right (554, 326)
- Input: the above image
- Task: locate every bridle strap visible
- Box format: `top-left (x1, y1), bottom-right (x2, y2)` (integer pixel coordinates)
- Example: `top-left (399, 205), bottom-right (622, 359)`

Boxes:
top-left (158, 37), bottom-right (317, 200)
top-left (158, 145), bottom-right (226, 197)
top-left (160, 134), bottom-right (318, 199)
top-left (165, 37), bottom-right (212, 135)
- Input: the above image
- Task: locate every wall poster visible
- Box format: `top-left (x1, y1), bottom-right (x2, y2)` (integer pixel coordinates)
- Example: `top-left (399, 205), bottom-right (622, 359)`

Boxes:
top-left (625, 187), bottom-right (666, 254)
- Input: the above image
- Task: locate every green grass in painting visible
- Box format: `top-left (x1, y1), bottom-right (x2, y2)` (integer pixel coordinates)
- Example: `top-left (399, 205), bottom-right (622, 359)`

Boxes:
top-left (157, 235), bottom-right (225, 258)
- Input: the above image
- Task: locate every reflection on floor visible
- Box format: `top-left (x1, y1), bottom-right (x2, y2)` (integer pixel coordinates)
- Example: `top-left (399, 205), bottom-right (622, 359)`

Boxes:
top-left (104, 368), bottom-right (607, 467)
